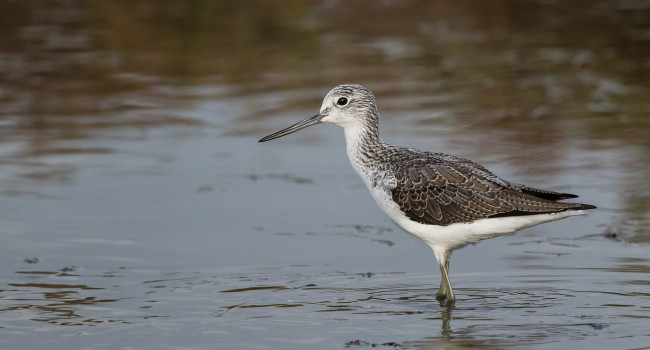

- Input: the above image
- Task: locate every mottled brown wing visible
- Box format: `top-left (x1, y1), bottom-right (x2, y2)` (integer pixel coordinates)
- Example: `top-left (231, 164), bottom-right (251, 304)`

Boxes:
top-left (389, 155), bottom-right (583, 226)
top-left (447, 155), bottom-right (580, 200)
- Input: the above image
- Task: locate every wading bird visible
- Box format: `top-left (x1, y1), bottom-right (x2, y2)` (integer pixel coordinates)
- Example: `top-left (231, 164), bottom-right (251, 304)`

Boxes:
top-left (259, 84), bottom-right (595, 305)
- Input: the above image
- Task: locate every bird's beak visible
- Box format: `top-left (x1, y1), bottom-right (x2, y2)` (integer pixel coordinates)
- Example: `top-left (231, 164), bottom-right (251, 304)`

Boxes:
top-left (259, 113), bottom-right (324, 142)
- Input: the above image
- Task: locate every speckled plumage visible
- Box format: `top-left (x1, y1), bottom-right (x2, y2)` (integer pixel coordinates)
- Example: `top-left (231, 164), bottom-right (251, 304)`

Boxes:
top-left (361, 145), bottom-right (591, 226)
top-left (260, 84), bottom-right (595, 304)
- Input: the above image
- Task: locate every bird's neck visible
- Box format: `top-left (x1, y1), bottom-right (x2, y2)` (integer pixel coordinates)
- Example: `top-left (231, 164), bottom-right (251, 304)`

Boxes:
top-left (343, 121), bottom-right (383, 173)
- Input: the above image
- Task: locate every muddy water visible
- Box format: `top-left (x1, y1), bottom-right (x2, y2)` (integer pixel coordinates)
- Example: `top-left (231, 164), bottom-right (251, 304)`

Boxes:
top-left (1, 1), bottom-right (649, 349)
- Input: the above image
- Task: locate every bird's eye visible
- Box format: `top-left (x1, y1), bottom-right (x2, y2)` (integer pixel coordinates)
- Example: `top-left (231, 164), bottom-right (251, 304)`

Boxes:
top-left (336, 97), bottom-right (348, 106)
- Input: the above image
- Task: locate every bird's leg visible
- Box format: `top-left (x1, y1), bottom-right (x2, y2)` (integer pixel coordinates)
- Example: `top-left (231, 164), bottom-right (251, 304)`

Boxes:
top-left (441, 260), bottom-right (455, 302)
top-left (435, 252), bottom-right (455, 304)
top-left (437, 260), bottom-right (449, 296)
top-left (438, 271), bottom-right (447, 297)
top-left (436, 266), bottom-right (447, 300)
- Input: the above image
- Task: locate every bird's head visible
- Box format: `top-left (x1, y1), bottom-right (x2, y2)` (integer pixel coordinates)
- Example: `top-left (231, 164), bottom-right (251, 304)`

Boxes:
top-left (259, 84), bottom-right (378, 142)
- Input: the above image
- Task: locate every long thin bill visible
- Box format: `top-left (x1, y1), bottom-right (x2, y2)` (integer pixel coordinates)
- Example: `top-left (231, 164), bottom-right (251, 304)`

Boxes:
top-left (258, 113), bottom-right (324, 142)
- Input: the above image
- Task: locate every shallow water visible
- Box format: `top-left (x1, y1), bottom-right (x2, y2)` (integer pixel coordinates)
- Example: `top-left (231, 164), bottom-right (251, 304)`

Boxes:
top-left (1, 1), bottom-right (649, 349)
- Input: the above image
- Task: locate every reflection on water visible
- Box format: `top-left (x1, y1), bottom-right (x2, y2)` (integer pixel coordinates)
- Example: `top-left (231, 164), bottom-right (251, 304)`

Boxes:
top-left (2, 271), bottom-right (124, 326)
top-left (0, 0), bottom-right (649, 349)
top-left (1, 249), bottom-right (648, 348)
top-left (213, 265), bottom-right (647, 348)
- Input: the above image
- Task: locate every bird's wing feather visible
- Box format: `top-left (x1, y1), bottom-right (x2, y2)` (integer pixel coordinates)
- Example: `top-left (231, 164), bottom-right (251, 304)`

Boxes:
top-left (389, 152), bottom-right (584, 226)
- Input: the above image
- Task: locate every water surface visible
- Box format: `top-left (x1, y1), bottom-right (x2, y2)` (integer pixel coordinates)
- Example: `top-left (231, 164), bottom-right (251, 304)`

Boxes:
top-left (1, 1), bottom-right (649, 349)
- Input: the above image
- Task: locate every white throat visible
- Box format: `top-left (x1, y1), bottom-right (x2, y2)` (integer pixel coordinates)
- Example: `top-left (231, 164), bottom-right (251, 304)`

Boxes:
top-left (340, 123), bottom-right (381, 182)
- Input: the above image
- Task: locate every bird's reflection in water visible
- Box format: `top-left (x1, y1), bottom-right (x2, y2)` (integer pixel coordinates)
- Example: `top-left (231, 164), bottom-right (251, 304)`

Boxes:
top-left (440, 303), bottom-right (454, 337)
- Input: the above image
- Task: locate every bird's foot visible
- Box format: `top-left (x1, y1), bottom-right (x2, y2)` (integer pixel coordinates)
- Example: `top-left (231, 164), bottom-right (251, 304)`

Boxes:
top-left (436, 291), bottom-right (456, 307)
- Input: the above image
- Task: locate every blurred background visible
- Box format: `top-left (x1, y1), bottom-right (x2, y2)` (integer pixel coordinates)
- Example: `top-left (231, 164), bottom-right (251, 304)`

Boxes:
top-left (1, 0), bottom-right (648, 235)
top-left (0, 0), bottom-right (649, 349)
